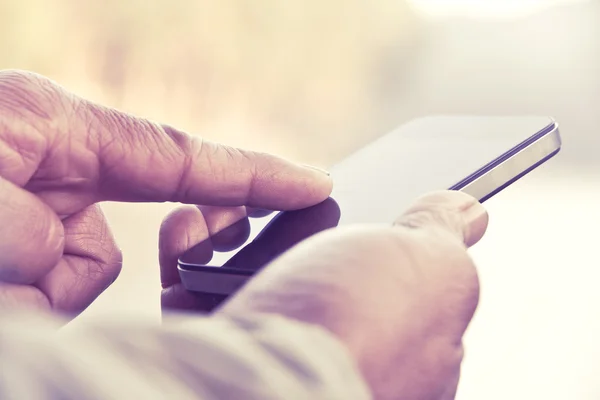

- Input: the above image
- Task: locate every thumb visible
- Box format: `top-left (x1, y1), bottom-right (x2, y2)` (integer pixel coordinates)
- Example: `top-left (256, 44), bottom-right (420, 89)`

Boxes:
top-left (395, 190), bottom-right (489, 247)
top-left (221, 191), bottom-right (488, 400)
top-left (221, 191), bottom-right (489, 323)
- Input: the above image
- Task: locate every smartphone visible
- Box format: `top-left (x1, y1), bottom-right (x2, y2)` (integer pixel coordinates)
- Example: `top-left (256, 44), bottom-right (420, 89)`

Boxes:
top-left (178, 116), bottom-right (562, 295)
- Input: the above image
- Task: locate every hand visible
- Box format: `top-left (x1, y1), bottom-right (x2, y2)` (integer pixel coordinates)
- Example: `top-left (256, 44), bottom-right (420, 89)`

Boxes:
top-left (159, 197), bottom-right (342, 311)
top-left (159, 191), bottom-right (488, 399)
top-left (0, 69), bottom-right (332, 317)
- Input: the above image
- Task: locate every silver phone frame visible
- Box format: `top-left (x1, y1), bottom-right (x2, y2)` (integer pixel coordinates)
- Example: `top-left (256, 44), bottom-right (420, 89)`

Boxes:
top-left (455, 121), bottom-right (561, 201)
top-left (178, 120), bottom-right (562, 295)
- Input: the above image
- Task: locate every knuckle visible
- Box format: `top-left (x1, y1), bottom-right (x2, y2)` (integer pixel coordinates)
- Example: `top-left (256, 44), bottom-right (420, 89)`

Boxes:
top-left (162, 123), bottom-right (193, 151)
top-left (105, 246), bottom-right (124, 277)
top-left (0, 70), bottom-right (74, 154)
top-left (85, 104), bottom-right (135, 151)
top-left (172, 133), bottom-right (202, 201)
top-left (25, 207), bottom-right (65, 264)
top-left (0, 70), bottom-right (64, 121)
top-left (81, 250), bottom-right (122, 287)
top-left (64, 205), bottom-right (122, 283)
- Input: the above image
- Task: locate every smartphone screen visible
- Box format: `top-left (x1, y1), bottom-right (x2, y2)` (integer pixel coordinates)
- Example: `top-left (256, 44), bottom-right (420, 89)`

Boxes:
top-left (179, 116), bottom-right (560, 279)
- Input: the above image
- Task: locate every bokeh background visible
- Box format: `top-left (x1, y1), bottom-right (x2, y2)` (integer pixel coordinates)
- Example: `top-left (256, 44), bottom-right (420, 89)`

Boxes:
top-left (2, 0), bottom-right (600, 398)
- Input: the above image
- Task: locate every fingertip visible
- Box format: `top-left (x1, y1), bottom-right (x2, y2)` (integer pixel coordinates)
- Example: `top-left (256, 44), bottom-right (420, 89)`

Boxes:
top-left (397, 190), bottom-right (489, 247)
top-left (284, 163), bottom-right (334, 209)
top-left (160, 205), bottom-right (254, 288)
top-left (304, 164), bottom-right (334, 193)
top-left (159, 206), bottom-right (210, 287)
top-left (159, 205), bottom-right (205, 248)
top-left (198, 206), bottom-right (251, 252)
top-left (462, 200), bottom-right (489, 247)
top-left (241, 154), bottom-right (333, 210)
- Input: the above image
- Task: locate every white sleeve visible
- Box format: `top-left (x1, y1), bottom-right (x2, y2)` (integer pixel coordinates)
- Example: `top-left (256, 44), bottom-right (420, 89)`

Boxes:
top-left (0, 311), bottom-right (371, 400)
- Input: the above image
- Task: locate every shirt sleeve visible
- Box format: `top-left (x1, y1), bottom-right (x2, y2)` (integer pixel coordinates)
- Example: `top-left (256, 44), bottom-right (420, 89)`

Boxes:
top-left (0, 311), bottom-right (372, 400)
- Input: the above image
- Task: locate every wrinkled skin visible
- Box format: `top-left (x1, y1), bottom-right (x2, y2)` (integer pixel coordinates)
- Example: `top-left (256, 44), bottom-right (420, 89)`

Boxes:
top-left (0, 69), bottom-right (488, 400)
top-left (0, 69), bottom-right (332, 314)
top-left (160, 190), bottom-right (488, 400)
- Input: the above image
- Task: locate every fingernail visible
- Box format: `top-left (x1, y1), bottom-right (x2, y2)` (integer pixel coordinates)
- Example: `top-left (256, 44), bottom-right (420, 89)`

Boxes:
top-left (461, 200), bottom-right (487, 226)
top-left (398, 191), bottom-right (489, 246)
top-left (461, 200), bottom-right (488, 246)
top-left (301, 164), bottom-right (331, 176)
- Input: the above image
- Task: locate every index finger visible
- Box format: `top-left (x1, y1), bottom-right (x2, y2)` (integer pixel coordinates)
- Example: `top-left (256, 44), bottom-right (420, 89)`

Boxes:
top-left (83, 101), bottom-right (333, 210)
top-left (0, 70), bottom-right (331, 210)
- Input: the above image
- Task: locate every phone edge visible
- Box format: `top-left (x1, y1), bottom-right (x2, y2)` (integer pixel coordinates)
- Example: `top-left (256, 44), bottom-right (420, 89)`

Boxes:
top-left (178, 120), bottom-right (562, 294)
top-left (453, 121), bottom-right (561, 201)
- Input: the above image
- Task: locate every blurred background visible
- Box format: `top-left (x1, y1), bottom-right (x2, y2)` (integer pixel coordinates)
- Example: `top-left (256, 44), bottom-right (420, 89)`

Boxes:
top-left (2, 0), bottom-right (600, 398)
